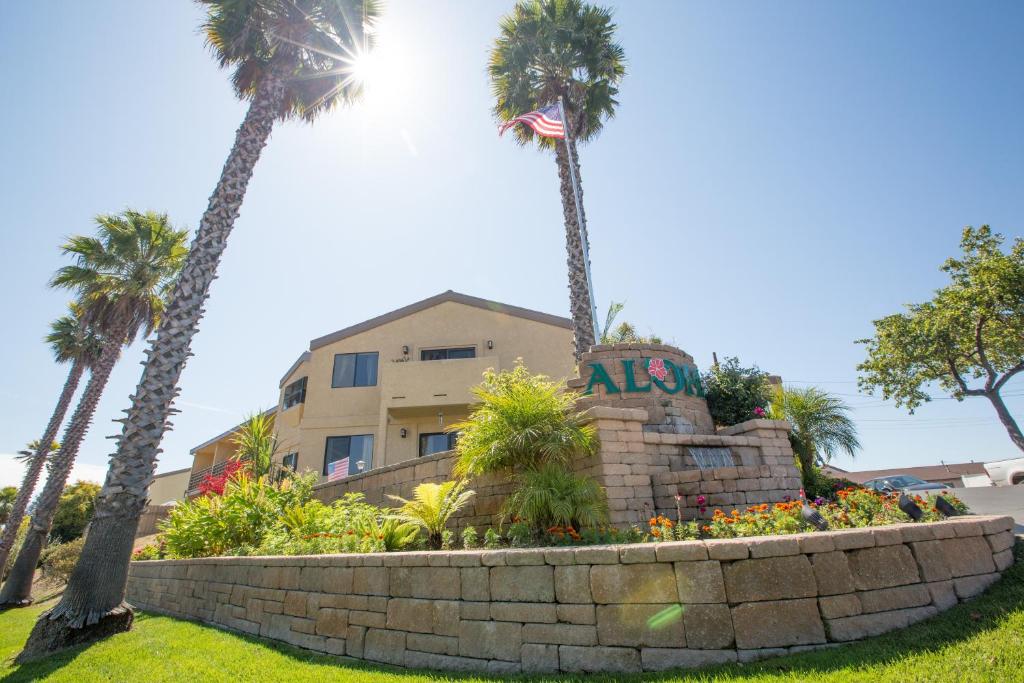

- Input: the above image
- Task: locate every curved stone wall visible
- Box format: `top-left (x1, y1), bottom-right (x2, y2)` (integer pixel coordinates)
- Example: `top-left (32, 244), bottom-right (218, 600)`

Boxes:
top-left (126, 515), bottom-right (1016, 674)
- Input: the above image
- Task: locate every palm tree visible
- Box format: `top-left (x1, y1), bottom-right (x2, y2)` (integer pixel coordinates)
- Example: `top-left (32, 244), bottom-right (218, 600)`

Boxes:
top-left (769, 386), bottom-right (861, 485)
top-left (17, 1), bottom-right (380, 658)
top-left (388, 480), bottom-right (476, 550)
top-left (0, 305), bottom-right (102, 574)
top-left (490, 0), bottom-right (625, 360)
top-left (230, 411), bottom-right (278, 478)
top-left (1, 211), bottom-right (187, 608)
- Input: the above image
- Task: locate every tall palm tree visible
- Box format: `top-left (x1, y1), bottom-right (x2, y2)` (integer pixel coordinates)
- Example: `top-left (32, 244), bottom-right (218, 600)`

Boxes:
top-left (769, 386), bottom-right (861, 484)
top-left (17, 1), bottom-right (380, 658)
top-left (490, 0), bottom-right (625, 360)
top-left (1, 211), bottom-right (187, 608)
top-left (230, 410), bottom-right (278, 478)
top-left (0, 306), bottom-right (102, 573)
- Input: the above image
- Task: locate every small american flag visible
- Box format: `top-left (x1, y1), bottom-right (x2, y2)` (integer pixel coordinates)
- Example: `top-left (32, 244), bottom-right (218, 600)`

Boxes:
top-left (327, 457), bottom-right (349, 482)
top-left (499, 104), bottom-right (565, 139)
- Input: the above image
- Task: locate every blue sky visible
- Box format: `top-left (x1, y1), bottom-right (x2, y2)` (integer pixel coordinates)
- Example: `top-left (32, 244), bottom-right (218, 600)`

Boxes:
top-left (1, 1), bottom-right (1022, 487)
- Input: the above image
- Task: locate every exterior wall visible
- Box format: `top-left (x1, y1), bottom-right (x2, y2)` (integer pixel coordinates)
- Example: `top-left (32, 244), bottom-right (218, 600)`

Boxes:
top-left (147, 468), bottom-right (191, 505)
top-left (126, 515), bottom-right (1017, 674)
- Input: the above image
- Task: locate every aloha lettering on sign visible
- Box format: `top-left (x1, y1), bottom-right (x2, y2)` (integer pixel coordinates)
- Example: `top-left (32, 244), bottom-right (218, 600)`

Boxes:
top-left (582, 358), bottom-right (705, 397)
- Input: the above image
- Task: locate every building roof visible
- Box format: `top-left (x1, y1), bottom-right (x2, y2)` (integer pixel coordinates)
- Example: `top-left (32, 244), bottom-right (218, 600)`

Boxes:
top-left (824, 461), bottom-right (987, 484)
top-left (308, 290), bottom-right (572, 352)
top-left (279, 351), bottom-right (312, 388)
top-left (190, 407), bottom-right (276, 454)
top-left (152, 467), bottom-right (191, 478)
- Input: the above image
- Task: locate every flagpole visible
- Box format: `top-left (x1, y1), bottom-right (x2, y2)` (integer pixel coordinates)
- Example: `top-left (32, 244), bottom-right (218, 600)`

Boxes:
top-left (557, 96), bottom-right (600, 344)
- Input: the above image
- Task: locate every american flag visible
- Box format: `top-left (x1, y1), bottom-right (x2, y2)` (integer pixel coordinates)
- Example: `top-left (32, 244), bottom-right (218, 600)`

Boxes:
top-left (327, 457), bottom-right (349, 482)
top-left (498, 104), bottom-right (565, 139)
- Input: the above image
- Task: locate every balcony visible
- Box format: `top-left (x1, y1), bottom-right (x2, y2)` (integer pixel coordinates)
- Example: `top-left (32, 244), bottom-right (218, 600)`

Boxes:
top-left (186, 458), bottom-right (292, 496)
top-left (379, 355), bottom-right (492, 411)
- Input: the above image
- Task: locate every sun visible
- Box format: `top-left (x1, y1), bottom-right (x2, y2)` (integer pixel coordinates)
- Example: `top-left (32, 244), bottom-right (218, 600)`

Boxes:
top-left (348, 49), bottom-right (381, 87)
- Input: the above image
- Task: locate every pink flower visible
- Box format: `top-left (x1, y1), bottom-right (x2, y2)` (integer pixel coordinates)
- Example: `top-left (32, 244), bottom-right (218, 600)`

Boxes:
top-left (753, 407), bottom-right (766, 417)
top-left (696, 495), bottom-right (707, 506)
top-left (647, 358), bottom-right (669, 381)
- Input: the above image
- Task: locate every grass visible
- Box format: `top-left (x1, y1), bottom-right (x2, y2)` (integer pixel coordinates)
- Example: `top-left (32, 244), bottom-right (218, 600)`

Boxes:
top-left (1, 546), bottom-right (1022, 683)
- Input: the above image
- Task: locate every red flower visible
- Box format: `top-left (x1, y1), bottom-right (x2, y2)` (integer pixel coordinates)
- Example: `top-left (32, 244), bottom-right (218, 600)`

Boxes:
top-left (646, 358), bottom-right (669, 381)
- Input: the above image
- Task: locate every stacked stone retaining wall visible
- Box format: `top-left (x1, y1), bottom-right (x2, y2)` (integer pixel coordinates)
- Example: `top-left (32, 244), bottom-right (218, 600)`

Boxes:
top-left (127, 515), bottom-right (1016, 674)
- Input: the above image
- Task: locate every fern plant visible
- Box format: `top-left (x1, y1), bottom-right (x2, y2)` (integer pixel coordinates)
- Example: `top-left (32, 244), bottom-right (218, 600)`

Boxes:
top-left (502, 462), bottom-right (608, 532)
top-left (388, 480), bottom-right (475, 549)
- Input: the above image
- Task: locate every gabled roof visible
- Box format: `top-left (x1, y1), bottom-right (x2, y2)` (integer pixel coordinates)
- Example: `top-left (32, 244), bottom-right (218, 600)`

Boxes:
top-left (190, 407), bottom-right (276, 454)
top-left (308, 290), bottom-right (571, 352)
top-left (279, 351), bottom-right (312, 388)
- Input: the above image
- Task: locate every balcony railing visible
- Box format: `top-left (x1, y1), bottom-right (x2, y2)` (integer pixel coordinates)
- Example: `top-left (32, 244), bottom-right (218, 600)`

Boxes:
top-left (187, 458), bottom-right (293, 495)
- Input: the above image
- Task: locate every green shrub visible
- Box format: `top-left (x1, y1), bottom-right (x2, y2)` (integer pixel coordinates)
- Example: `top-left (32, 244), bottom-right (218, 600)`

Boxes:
top-left (702, 357), bottom-right (772, 427)
top-left (51, 480), bottom-right (100, 543)
top-left (132, 542), bottom-right (165, 561)
top-left (502, 462), bottom-right (608, 534)
top-left (483, 527), bottom-right (501, 549)
top-left (461, 526), bottom-right (478, 549)
top-left (39, 537), bottom-right (85, 583)
top-left (387, 480), bottom-right (475, 550)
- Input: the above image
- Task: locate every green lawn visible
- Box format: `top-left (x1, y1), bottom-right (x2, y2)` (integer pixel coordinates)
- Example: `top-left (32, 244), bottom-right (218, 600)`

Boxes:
top-left (2, 546), bottom-right (1023, 683)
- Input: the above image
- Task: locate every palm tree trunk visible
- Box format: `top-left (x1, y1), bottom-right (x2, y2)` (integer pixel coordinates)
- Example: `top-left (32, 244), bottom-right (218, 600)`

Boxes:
top-left (555, 138), bottom-right (596, 360)
top-left (0, 326), bottom-right (127, 607)
top-left (0, 361), bottom-right (84, 574)
top-left (15, 75), bottom-right (287, 661)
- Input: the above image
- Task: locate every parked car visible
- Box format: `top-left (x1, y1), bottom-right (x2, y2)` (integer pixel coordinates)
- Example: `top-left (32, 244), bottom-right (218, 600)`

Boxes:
top-left (983, 457), bottom-right (1024, 486)
top-left (862, 474), bottom-right (951, 496)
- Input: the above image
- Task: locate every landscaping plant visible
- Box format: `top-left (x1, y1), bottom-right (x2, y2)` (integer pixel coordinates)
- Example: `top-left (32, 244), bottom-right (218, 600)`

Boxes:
top-left (490, 0), bottom-right (626, 359)
top-left (26, 0), bottom-right (382, 656)
top-left (39, 538), bottom-right (85, 585)
top-left (501, 462), bottom-right (608, 534)
top-left (50, 481), bottom-right (101, 544)
top-left (768, 385), bottom-right (860, 488)
top-left (388, 480), bottom-right (475, 550)
top-left (702, 356), bottom-right (773, 427)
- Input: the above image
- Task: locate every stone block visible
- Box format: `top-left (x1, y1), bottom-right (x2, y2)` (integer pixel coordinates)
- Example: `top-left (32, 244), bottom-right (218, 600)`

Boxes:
top-left (407, 632), bottom-right (459, 656)
top-left (830, 529), bottom-right (876, 551)
top-left (987, 530), bottom-right (1016, 554)
top-left (810, 552), bottom-right (856, 596)
top-left (737, 648), bottom-right (788, 663)
top-left (954, 572), bottom-right (1000, 600)
top-left (675, 560), bottom-right (726, 603)
top-left (314, 608), bottom-right (349, 638)
top-left (926, 580), bottom-right (958, 610)
top-left (620, 545), bottom-right (657, 564)
top-left (910, 540), bottom-right (952, 582)
top-left (282, 591), bottom-right (307, 617)
top-left (858, 584), bottom-right (931, 614)
top-left (818, 594), bottom-right (861, 619)
top-left (350, 569), bottom-right (385, 593)
top-left (490, 565), bottom-right (554, 602)
top-left (346, 625), bottom-right (366, 659)
top-left (458, 620), bottom-right (522, 662)
top-left (403, 650), bottom-right (484, 672)
top-left (591, 564), bottom-right (678, 603)
top-left (389, 567), bottom-right (460, 599)
top-left (461, 567), bottom-right (489, 601)
top-left (348, 610), bottom-right (386, 629)
top-left (724, 556), bottom-right (817, 603)
top-left (994, 549), bottom-right (1015, 572)
top-left (386, 598), bottom-right (459, 636)
top-left (655, 541), bottom-right (709, 562)
top-left (641, 648), bottom-right (736, 671)
top-left (846, 545), bottom-right (920, 590)
top-left (596, 604), bottom-right (685, 647)
top-left (731, 599), bottom-right (825, 649)
top-left (363, 628), bottom-right (406, 666)
top-left (706, 539), bottom-right (749, 561)
top-left (505, 549), bottom-right (546, 565)
top-left (558, 645), bottom-right (642, 673)
top-left (460, 601), bottom-right (490, 620)
top-left (942, 537), bottom-right (997, 577)
top-left (747, 537), bottom-right (800, 558)
top-left (491, 602), bottom-right (557, 623)
top-left (682, 603), bottom-right (733, 649)
top-left (523, 623), bottom-right (597, 646)
top-left (827, 606), bottom-right (937, 641)
top-left (557, 604), bottom-right (596, 624)
top-left (521, 643), bottom-right (559, 673)
top-left (555, 565), bottom-right (592, 603)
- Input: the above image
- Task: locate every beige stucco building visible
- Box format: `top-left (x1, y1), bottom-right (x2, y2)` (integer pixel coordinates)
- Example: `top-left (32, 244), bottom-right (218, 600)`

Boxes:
top-left (146, 467), bottom-right (190, 505)
top-left (185, 291), bottom-right (575, 494)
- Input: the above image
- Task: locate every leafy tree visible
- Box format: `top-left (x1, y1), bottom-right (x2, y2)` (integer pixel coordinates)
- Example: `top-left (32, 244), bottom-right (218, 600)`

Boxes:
top-left (2, 213), bottom-right (186, 609)
top-left (0, 303), bottom-right (102, 573)
top-left (0, 487), bottom-right (17, 525)
top-left (22, 1), bottom-right (381, 657)
top-left (452, 364), bottom-right (597, 477)
top-left (858, 226), bottom-right (1024, 452)
top-left (230, 411), bottom-right (278, 478)
top-left (702, 357), bottom-right (773, 427)
top-left (769, 386), bottom-right (860, 487)
top-left (50, 482), bottom-right (101, 544)
top-left (388, 480), bottom-right (476, 550)
top-left (490, 0), bottom-right (626, 360)
top-left (600, 301), bottom-right (662, 345)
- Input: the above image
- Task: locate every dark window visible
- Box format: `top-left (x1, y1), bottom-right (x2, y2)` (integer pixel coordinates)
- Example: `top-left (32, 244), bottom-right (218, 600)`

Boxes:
top-left (283, 377), bottom-right (307, 409)
top-left (332, 352), bottom-right (378, 388)
top-left (420, 347), bottom-right (476, 361)
top-left (323, 434), bottom-right (374, 477)
top-left (419, 431), bottom-right (459, 457)
top-left (282, 452), bottom-right (298, 471)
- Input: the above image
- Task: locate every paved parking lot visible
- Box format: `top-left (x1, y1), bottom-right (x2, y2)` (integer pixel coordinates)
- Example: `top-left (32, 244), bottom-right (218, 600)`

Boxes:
top-left (956, 486), bottom-right (1024, 533)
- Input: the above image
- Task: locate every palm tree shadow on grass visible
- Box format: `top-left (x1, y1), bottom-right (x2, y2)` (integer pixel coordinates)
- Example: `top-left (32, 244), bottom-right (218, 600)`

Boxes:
top-left (4, 547), bottom-right (1021, 682)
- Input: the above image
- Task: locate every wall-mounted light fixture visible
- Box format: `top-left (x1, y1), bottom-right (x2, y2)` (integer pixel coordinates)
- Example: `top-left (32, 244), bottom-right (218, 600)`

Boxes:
top-left (399, 428), bottom-right (408, 438)
top-left (356, 460), bottom-right (366, 472)
top-left (402, 345), bottom-right (410, 355)
top-left (438, 410), bottom-right (444, 428)
top-left (487, 340), bottom-right (494, 350)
